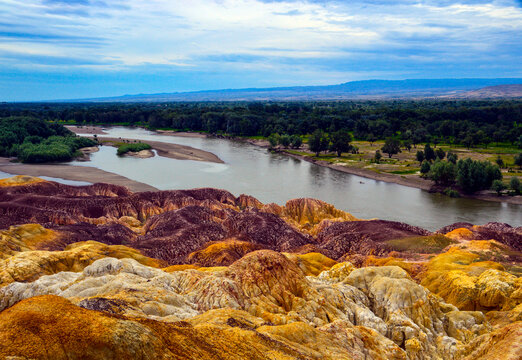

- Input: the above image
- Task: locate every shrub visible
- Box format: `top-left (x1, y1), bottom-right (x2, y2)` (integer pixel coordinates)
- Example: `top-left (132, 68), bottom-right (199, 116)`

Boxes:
top-left (420, 160), bottom-right (431, 176)
top-left (509, 177), bottom-right (521, 195)
top-left (443, 188), bottom-right (460, 198)
top-left (279, 134), bottom-right (291, 148)
top-left (267, 133), bottom-right (279, 149)
top-left (117, 142), bottom-right (152, 156)
top-left (17, 136), bottom-right (96, 163)
top-left (289, 135), bottom-right (302, 149)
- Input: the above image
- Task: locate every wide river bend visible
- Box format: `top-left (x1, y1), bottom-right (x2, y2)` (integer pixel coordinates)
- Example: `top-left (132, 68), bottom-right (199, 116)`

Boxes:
top-left (70, 127), bottom-right (520, 231)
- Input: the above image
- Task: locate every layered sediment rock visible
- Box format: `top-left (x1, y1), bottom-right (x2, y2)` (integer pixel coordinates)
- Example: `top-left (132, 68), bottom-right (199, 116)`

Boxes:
top-left (0, 176), bottom-right (520, 359)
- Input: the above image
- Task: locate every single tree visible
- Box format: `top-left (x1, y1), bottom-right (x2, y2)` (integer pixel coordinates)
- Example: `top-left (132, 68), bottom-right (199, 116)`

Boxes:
top-left (447, 152), bottom-right (458, 164)
top-left (290, 135), bottom-right (302, 149)
top-left (463, 134), bottom-right (474, 149)
top-left (514, 153), bottom-right (522, 169)
top-left (279, 134), bottom-right (291, 148)
top-left (381, 137), bottom-right (401, 158)
top-left (329, 130), bottom-right (352, 157)
top-left (509, 177), bottom-right (521, 195)
top-left (308, 129), bottom-right (328, 156)
top-left (374, 150), bottom-right (382, 163)
top-left (491, 180), bottom-right (506, 196)
top-left (428, 160), bottom-right (456, 186)
top-left (416, 150), bottom-right (425, 164)
top-left (424, 144), bottom-right (436, 162)
top-left (403, 140), bottom-right (412, 152)
top-left (268, 134), bottom-right (279, 149)
top-left (367, 133), bottom-right (376, 146)
top-left (495, 156), bottom-right (504, 168)
top-left (435, 147), bottom-right (445, 160)
top-left (420, 160), bottom-right (431, 177)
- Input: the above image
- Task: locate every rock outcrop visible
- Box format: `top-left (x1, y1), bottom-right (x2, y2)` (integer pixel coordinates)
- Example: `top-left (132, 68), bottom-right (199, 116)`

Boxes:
top-left (0, 176), bottom-right (520, 359)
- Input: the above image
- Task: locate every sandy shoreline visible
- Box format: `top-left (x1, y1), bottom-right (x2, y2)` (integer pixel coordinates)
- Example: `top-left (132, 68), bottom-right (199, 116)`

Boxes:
top-left (66, 125), bottom-right (108, 135)
top-left (66, 126), bottom-right (223, 163)
top-left (98, 137), bottom-right (224, 163)
top-left (155, 130), bottom-right (207, 138)
top-left (0, 158), bottom-right (158, 193)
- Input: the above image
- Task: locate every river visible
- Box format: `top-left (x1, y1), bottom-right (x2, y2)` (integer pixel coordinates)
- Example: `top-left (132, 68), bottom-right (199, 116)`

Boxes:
top-left (70, 127), bottom-right (520, 231)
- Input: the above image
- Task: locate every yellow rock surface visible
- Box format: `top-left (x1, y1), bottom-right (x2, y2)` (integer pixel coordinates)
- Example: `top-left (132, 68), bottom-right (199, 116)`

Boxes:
top-left (0, 248), bottom-right (517, 359)
top-left (283, 252), bottom-right (337, 276)
top-left (445, 228), bottom-right (475, 241)
top-left (459, 321), bottom-right (522, 360)
top-left (0, 224), bottom-right (60, 258)
top-left (420, 248), bottom-right (521, 311)
top-left (187, 239), bottom-right (262, 266)
top-left (359, 255), bottom-right (425, 278)
top-left (262, 198), bottom-right (359, 234)
top-left (0, 175), bottom-right (45, 187)
top-left (0, 240), bottom-right (163, 287)
top-left (163, 264), bottom-right (200, 272)
top-left (0, 295), bottom-right (307, 360)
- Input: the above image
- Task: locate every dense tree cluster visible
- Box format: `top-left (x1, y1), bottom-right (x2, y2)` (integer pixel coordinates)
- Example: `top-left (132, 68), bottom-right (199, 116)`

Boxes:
top-left (1, 100), bottom-right (520, 147)
top-left (0, 116), bottom-right (95, 163)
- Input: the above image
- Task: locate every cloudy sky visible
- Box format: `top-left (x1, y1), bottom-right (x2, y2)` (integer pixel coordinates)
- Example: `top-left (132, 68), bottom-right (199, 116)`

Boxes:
top-left (1, 0), bottom-right (521, 101)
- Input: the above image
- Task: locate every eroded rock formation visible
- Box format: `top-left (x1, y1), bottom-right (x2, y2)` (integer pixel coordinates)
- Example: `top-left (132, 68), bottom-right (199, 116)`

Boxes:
top-left (0, 176), bottom-right (520, 360)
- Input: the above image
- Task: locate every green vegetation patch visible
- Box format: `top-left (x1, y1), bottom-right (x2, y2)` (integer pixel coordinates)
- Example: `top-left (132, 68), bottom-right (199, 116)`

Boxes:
top-left (385, 234), bottom-right (457, 254)
top-left (388, 169), bottom-right (418, 175)
top-left (0, 116), bottom-right (96, 163)
top-left (116, 142), bottom-right (152, 156)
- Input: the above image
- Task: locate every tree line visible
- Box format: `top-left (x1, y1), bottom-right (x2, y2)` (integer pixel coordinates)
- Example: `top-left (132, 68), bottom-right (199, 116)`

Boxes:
top-left (1, 100), bottom-right (521, 147)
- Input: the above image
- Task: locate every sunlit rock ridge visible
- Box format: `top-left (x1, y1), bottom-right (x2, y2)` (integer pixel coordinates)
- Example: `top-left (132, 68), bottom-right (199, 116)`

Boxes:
top-left (0, 175), bottom-right (520, 360)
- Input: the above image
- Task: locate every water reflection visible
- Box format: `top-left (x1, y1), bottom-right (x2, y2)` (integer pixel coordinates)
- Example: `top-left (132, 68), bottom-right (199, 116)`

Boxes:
top-left (71, 127), bottom-right (521, 230)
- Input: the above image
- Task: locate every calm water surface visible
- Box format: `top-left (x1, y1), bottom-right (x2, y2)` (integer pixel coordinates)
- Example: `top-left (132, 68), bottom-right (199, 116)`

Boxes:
top-left (71, 127), bottom-right (521, 231)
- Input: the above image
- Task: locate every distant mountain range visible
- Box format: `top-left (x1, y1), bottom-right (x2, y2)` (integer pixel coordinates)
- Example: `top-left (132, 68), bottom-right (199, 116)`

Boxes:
top-left (67, 78), bottom-right (522, 102)
top-left (442, 84), bottom-right (522, 99)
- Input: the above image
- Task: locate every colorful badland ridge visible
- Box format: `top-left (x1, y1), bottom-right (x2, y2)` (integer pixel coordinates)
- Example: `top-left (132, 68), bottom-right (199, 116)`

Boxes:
top-left (0, 175), bottom-right (520, 359)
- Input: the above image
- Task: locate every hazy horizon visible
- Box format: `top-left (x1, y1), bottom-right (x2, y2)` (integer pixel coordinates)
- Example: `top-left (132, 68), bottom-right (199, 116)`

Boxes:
top-left (1, 0), bottom-right (521, 101)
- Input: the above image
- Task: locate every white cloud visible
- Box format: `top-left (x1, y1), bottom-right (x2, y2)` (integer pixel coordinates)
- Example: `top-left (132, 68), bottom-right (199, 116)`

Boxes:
top-left (0, 0), bottom-right (520, 76)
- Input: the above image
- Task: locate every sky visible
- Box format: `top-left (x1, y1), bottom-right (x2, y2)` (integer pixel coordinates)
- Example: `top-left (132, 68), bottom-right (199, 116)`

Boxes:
top-left (0, 0), bottom-right (521, 101)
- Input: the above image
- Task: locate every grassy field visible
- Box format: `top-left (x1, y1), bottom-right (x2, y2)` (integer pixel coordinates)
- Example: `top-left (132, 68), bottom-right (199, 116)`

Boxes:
top-left (284, 139), bottom-right (521, 184)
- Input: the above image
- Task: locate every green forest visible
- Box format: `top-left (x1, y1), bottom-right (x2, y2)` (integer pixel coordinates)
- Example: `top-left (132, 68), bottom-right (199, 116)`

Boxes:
top-left (1, 100), bottom-right (520, 147)
top-left (0, 116), bottom-right (96, 163)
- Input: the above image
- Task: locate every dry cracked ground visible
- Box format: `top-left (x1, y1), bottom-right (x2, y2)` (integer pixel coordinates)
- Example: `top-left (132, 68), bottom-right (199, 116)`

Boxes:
top-left (0, 175), bottom-right (520, 360)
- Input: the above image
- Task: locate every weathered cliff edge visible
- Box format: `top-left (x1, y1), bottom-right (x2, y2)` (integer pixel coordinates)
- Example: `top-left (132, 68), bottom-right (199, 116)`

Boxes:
top-left (0, 175), bottom-right (520, 360)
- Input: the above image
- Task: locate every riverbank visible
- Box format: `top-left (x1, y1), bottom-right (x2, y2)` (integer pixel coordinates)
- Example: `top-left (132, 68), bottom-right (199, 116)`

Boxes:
top-left (66, 125), bottom-right (521, 205)
top-left (66, 125), bottom-right (108, 135)
top-left (239, 138), bottom-right (522, 205)
top-left (0, 158), bottom-right (158, 193)
top-left (66, 125), bottom-right (223, 164)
